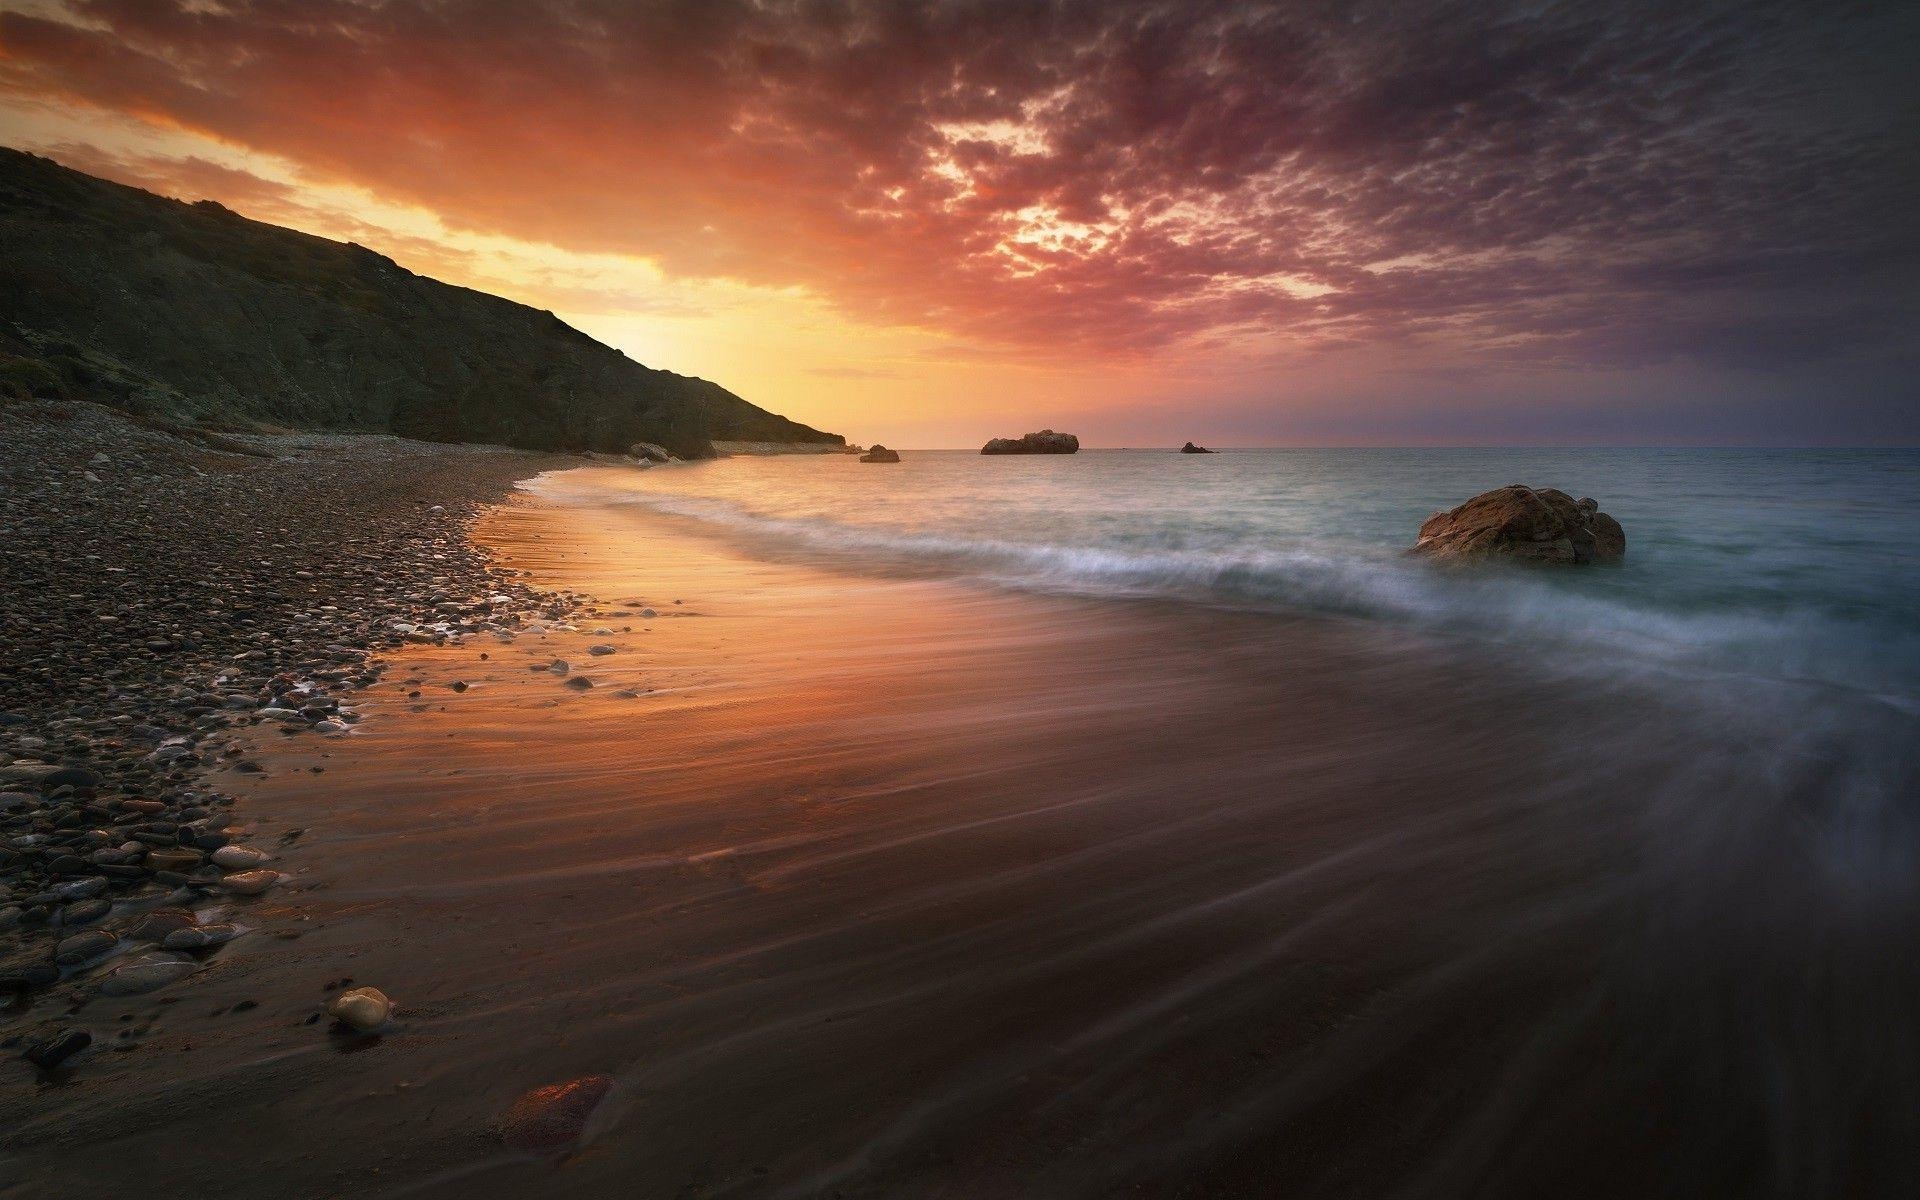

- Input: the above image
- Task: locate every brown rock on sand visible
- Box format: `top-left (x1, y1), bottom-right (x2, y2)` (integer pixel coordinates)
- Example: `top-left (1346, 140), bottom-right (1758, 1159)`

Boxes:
top-left (501, 1075), bottom-right (617, 1155)
top-left (1412, 484), bottom-right (1625, 565)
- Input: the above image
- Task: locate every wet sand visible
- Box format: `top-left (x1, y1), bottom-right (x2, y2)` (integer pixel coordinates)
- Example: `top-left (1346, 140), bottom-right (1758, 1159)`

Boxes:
top-left (7, 466), bottom-right (1915, 1199)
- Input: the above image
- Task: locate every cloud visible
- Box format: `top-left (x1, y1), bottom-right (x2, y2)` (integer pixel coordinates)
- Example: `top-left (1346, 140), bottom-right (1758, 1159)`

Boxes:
top-left (2, 0), bottom-right (1915, 380)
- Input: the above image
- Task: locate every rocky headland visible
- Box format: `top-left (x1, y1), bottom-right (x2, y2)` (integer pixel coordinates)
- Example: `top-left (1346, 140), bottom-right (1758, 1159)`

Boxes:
top-left (0, 148), bottom-right (842, 460)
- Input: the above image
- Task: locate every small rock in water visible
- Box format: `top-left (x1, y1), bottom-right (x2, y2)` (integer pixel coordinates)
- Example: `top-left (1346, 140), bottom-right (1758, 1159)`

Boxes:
top-left (327, 985), bottom-right (393, 1032)
top-left (500, 1075), bottom-right (616, 1155)
top-left (564, 676), bottom-right (593, 690)
top-left (26, 1029), bottom-right (91, 1072)
top-left (211, 845), bottom-right (271, 870)
top-left (100, 953), bottom-right (196, 996)
top-left (547, 659), bottom-right (569, 675)
top-left (220, 869), bottom-right (280, 895)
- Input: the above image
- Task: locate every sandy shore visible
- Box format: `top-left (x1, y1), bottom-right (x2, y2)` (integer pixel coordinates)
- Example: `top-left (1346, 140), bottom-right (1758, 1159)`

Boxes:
top-left (5, 462), bottom-right (1914, 1199)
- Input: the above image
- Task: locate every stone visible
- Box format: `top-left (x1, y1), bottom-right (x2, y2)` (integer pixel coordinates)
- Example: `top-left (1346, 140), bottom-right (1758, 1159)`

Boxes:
top-left (500, 1074), bottom-right (616, 1155)
top-left (163, 923), bottom-right (241, 950)
top-left (220, 869), bottom-right (279, 895)
top-left (55, 928), bottom-right (118, 964)
top-left (1180, 441), bottom-right (1215, 453)
top-left (860, 445), bottom-right (901, 463)
top-left (146, 847), bottom-right (205, 872)
top-left (1410, 484), bottom-right (1626, 565)
top-left (40, 766), bottom-right (102, 790)
top-left (327, 985), bottom-right (393, 1032)
top-left (50, 876), bottom-right (108, 901)
top-left (980, 429), bottom-right (1079, 455)
top-left (210, 845), bottom-right (271, 870)
top-left (627, 442), bottom-right (675, 464)
top-left (127, 908), bottom-right (197, 942)
top-left (58, 897), bottom-right (112, 926)
top-left (26, 1029), bottom-right (90, 1071)
top-left (1, 963), bottom-right (60, 991)
top-left (564, 676), bottom-right (593, 690)
top-left (100, 953), bottom-right (196, 995)
top-left (588, 644), bottom-right (616, 656)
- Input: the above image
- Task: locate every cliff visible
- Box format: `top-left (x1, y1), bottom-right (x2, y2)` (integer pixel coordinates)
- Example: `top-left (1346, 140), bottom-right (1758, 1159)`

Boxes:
top-left (0, 148), bottom-right (840, 458)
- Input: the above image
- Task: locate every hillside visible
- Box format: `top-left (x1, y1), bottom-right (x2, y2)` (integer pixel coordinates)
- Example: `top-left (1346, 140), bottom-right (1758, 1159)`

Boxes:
top-left (0, 148), bottom-right (840, 458)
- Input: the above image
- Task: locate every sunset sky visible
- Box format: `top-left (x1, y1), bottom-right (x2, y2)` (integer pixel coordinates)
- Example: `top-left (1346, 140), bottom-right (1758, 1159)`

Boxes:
top-left (1, 0), bottom-right (1914, 447)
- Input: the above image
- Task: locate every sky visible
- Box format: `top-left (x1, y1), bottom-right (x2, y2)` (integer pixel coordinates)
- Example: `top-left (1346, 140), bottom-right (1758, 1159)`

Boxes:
top-left (1, 0), bottom-right (1915, 447)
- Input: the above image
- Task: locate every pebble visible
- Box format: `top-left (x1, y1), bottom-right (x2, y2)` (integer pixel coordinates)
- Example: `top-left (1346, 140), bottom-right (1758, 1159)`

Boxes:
top-left (500, 1075), bottom-right (616, 1155)
top-left (127, 908), bottom-right (197, 942)
top-left (55, 928), bottom-right (118, 964)
top-left (25, 1029), bottom-right (91, 1071)
top-left (564, 677), bottom-right (594, 690)
top-left (162, 923), bottom-right (242, 950)
top-left (211, 845), bottom-right (271, 870)
top-left (145, 848), bottom-right (205, 872)
top-left (588, 644), bottom-right (616, 656)
top-left (58, 897), bottom-right (113, 926)
top-left (99, 953), bottom-right (196, 995)
top-left (0, 405), bottom-right (585, 1016)
top-left (327, 985), bottom-right (393, 1032)
top-left (220, 869), bottom-right (280, 895)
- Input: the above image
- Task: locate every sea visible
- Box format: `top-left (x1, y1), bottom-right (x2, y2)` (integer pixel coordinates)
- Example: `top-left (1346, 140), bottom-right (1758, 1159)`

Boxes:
top-left (523, 447), bottom-right (1920, 1196)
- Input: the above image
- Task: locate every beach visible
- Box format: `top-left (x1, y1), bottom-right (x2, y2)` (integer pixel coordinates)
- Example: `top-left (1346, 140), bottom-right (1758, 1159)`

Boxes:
top-left (6, 443), bottom-right (1916, 1198)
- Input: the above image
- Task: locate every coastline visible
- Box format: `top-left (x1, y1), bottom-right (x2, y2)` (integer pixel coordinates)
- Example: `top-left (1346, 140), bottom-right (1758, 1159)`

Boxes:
top-left (5, 452), bottom-right (1915, 1199)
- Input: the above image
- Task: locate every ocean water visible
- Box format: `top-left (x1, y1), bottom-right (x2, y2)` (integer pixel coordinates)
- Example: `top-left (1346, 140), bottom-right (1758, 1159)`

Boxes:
top-left (514, 449), bottom-right (1920, 1196)
top-left (535, 448), bottom-right (1920, 711)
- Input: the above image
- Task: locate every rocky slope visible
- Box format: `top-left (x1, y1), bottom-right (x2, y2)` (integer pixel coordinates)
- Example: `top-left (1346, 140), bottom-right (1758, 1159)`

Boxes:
top-left (0, 148), bottom-right (841, 459)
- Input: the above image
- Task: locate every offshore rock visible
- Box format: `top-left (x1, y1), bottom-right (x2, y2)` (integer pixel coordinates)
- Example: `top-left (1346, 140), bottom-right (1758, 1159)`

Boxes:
top-left (981, 430), bottom-right (1079, 455)
top-left (1412, 485), bottom-right (1625, 565)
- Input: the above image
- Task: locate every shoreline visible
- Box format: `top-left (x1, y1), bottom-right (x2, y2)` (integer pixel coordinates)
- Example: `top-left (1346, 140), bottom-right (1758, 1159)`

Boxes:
top-left (5, 446), bottom-right (1916, 1198)
top-left (0, 403), bottom-right (585, 1084)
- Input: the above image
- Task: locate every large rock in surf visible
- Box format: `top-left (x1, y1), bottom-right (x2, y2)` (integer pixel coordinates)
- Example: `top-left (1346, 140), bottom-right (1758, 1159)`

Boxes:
top-left (860, 445), bottom-right (901, 463)
top-left (1180, 441), bottom-right (1214, 454)
top-left (1412, 484), bottom-right (1625, 565)
top-left (981, 429), bottom-right (1079, 455)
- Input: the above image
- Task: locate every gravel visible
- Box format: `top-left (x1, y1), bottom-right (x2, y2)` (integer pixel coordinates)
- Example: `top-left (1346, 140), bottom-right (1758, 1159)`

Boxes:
top-left (0, 398), bottom-right (582, 1064)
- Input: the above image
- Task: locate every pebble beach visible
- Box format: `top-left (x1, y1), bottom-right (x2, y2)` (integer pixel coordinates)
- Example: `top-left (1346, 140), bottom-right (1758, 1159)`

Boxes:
top-left (0, 400), bottom-right (581, 1071)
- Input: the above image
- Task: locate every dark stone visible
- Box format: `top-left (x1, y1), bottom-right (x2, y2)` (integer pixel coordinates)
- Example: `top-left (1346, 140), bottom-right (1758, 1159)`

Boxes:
top-left (980, 430), bottom-right (1079, 455)
top-left (25, 1029), bottom-right (90, 1071)
top-left (40, 767), bottom-right (102, 791)
top-left (1180, 441), bottom-right (1215, 453)
top-left (1411, 484), bottom-right (1626, 565)
top-left (501, 1075), bottom-right (617, 1155)
top-left (860, 445), bottom-right (901, 463)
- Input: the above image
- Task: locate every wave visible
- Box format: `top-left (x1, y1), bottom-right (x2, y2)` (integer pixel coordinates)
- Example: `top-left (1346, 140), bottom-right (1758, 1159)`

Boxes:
top-left (527, 470), bottom-right (1920, 714)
